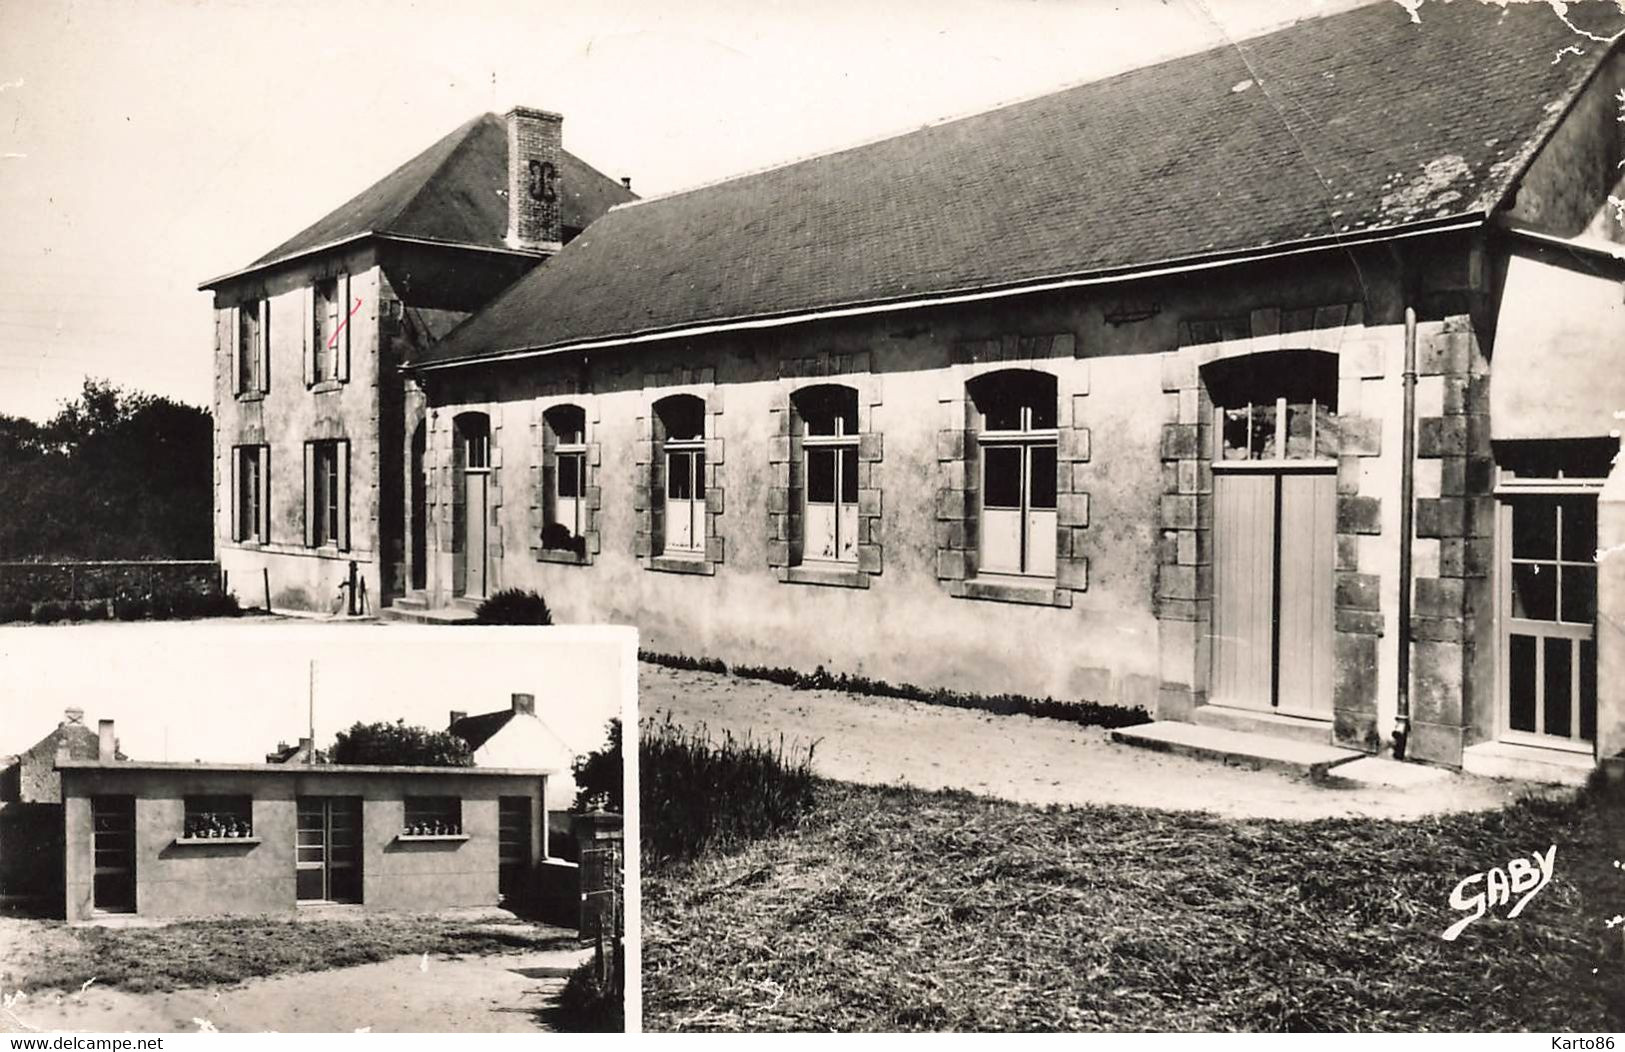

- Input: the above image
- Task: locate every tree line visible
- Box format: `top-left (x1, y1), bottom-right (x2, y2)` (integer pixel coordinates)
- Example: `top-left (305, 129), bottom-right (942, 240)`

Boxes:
top-left (0, 379), bottom-right (212, 560)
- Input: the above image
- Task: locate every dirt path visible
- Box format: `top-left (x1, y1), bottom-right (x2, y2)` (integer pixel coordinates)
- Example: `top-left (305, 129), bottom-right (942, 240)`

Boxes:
top-left (641, 663), bottom-right (1547, 821)
top-left (1, 945), bottom-right (590, 1033)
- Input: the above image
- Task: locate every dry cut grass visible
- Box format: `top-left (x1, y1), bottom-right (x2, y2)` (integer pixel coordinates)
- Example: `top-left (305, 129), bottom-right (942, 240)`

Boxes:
top-left (643, 780), bottom-right (1625, 1032)
top-left (2, 915), bottom-right (574, 995)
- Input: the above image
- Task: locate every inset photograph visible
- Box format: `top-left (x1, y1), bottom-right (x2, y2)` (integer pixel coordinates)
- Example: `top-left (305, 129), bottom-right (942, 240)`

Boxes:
top-left (0, 624), bottom-right (631, 1034)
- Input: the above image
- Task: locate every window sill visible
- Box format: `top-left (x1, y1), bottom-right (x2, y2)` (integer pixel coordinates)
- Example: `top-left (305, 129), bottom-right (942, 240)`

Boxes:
top-left (649, 555), bottom-right (715, 576)
top-left (784, 564), bottom-right (869, 589)
top-left (396, 834), bottom-right (469, 843)
top-left (308, 379), bottom-right (345, 394)
top-left (958, 576), bottom-right (1071, 608)
top-left (536, 547), bottom-right (587, 566)
top-left (173, 837), bottom-right (260, 846)
top-left (235, 392), bottom-right (266, 403)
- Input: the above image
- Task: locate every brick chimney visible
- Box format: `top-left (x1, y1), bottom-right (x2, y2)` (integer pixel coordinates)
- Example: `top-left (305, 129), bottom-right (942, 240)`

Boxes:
top-left (506, 106), bottom-right (564, 251)
top-left (97, 720), bottom-right (116, 762)
top-left (511, 693), bottom-right (535, 717)
top-left (449, 710), bottom-right (467, 729)
top-left (63, 707), bottom-right (85, 726)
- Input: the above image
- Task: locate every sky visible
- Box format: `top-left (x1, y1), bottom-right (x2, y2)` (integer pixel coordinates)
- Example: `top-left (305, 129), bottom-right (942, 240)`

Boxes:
top-left (0, 0), bottom-right (1387, 422)
top-left (0, 623), bottom-right (630, 763)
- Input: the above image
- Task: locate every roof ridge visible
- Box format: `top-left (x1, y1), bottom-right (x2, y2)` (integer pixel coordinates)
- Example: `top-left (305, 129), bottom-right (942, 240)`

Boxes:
top-left (614, 0), bottom-right (1381, 211)
top-left (384, 112), bottom-right (502, 235)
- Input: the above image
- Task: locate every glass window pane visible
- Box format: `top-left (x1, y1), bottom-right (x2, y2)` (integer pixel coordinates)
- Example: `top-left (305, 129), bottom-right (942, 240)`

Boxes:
top-left (840, 446), bottom-right (858, 505)
top-left (1030, 445), bottom-right (1058, 510)
top-left (1580, 639), bottom-right (1597, 742)
top-left (1544, 638), bottom-right (1572, 738)
top-left (548, 406), bottom-right (585, 445)
top-left (667, 452), bottom-right (691, 500)
top-left (1510, 562), bottom-right (1557, 621)
top-left (659, 397), bottom-right (705, 441)
top-left (1284, 402), bottom-right (1315, 459)
top-left (1511, 498), bottom-right (1557, 560)
top-left (1029, 397), bottom-right (1057, 431)
top-left (807, 448), bottom-right (836, 504)
top-left (983, 398), bottom-right (1023, 432)
top-left (1250, 403), bottom-right (1278, 459)
top-left (1561, 565), bottom-right (1596, 624)
top-left (1222, 408), bottom-right (1251, 461)
top-left (1313, 404), bottom-right (1340, 459)
top-left (1560, 497), bottom-right (1597, 563)
top-left (983, 446), bottom-right (1023, 508)
top-left (558, 455), bottom-right (580, 499)
top-left (694, 452), bottom-right (706, 500)
top-left (1508, 634), bottom-right (1537, 732)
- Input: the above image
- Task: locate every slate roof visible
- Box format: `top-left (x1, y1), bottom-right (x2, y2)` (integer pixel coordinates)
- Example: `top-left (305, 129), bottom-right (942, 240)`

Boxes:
top-left (448, 709), bottom-right (514, 753)
top-left (203, 113), bottom-right (635, 287)
top-left (422, 0), bottom-right (1625, 367)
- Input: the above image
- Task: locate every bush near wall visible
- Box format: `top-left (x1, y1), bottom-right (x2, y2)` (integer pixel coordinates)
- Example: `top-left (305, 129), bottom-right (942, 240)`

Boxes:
top-left (0, 561), bottom-right (239, 623)
top-left (639, 650), bottom-right (1151, 730)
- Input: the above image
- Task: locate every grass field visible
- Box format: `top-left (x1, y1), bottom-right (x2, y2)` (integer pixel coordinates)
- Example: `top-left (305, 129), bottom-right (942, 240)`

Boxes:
top-left (643, 779), bottom-right (1625, 1031)
top-left (2, 915), bottom-right (575, 995)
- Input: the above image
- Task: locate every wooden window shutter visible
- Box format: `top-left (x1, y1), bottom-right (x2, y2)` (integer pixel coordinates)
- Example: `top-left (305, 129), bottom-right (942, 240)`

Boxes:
top-left (258, 298), bottom-right (271, 394)
top-left (339, 272), bottom-right (352, 383)
top-left (302, 286), bottom-right (313, 388)
top-left (258, 444), bottom-right (272, 542)
top-left (230, 446), bottom-right (242, 542)
top-left (229, 307), bottom-right (242, 396)
top-left (303, 441), bottom-right (317, 547)
top-left (337, 440), bottom-right (351, 551)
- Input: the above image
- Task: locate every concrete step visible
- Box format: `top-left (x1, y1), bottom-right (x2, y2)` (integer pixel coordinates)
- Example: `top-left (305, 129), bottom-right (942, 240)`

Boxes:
top-left (1110, 720), bottom-right (1365, 781)
top-left (1461, 741), bottom-right (1594, 787)
top-left (1191, 704), bottom-right (1334, 745)
top-left (379, 604), bottom-right (477, 625)
top-left (391, 592), bottom-right (430, 611)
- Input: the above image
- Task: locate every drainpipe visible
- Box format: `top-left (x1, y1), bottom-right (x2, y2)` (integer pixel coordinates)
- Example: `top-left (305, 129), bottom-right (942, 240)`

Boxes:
top-left (1394, 305), bottom-right (1418, 761)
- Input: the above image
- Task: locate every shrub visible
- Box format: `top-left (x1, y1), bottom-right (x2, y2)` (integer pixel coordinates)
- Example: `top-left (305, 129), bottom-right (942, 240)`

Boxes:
top-left (554, 956), bottom-right (623, 1032)
top-left (474, 588), bottom-right (553, 625)
top-left (0, 598), bottom-right (30, 623)
top-left (31, 600), bottom-right (65, 623)
top-left (113, 593), bottom-right (150, 621)
top-left (329, 720), bottom-right (474, 766)
top-left (572, 719), bottom-right (622, 813)
top-left (640, 716), bottom-right (819, 866)
top-left (540, 523), bottom-right (587, 558)
top-left (637, 650), bottom-right (728, 674)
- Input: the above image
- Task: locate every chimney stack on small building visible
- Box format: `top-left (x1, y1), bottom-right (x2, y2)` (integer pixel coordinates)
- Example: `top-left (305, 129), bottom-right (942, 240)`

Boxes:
top-left (97, 719), bottom-right (116, 762)
top-left (449, 710), bottom-right (467, 728)
top-left (511, 693), bottom-right (535, 717)
top-left (505, 106), bottom-right (564, 251)
top-left (63, 707), bottom-right (85, 726)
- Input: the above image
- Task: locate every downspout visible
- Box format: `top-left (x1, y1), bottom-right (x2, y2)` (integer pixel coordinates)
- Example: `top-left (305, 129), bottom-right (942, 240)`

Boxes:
top-left (1393, 305), bottom-right (1418, 761)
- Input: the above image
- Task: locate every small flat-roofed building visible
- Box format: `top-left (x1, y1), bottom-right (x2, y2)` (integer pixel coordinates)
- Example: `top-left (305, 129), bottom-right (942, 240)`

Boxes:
top-left (58, 735), bottom-right (552, 922)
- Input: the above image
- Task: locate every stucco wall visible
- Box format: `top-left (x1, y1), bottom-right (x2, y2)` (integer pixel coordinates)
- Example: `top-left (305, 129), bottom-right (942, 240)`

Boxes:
top-left (424, 249), bottom-right (1405, 712)
top-left (211, 245), bottom-right (386, 613)
top-left (60, 767), bottom-right (544, 923)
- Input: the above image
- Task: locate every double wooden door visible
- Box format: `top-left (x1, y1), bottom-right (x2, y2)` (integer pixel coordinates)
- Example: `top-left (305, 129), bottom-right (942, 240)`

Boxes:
top-left (1210, 467), bottom-right (1336, 716)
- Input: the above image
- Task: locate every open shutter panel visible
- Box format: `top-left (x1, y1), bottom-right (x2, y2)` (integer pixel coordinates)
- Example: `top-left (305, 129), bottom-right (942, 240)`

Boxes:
top-left (229, 446), bottom-right (241, 542)
top-left (303, 442), bottom-right (316, 547)
top-left (337, 440), bottom-right (351, 552)
top-left (339, 272), bottom-right (351, 383)
top-left (302, 286), bottom-right (315, 387)
top-left (259, 444), bottom-right (272, 542)
top-left (258, 298), bottom-right (271, 394)
top-left (228, 307), bottom-right (241, 396)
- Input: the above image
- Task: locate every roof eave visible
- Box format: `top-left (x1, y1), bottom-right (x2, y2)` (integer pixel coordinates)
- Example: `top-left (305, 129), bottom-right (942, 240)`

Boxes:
top-left (415, 211), bottom-right (1489, 372)
top-left (197, 232), bottom-right (551, 291)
